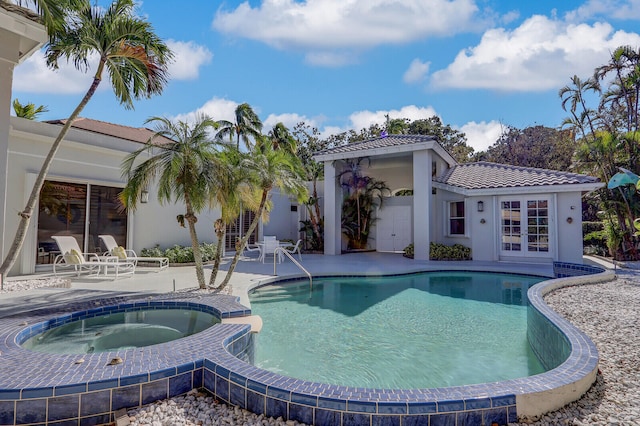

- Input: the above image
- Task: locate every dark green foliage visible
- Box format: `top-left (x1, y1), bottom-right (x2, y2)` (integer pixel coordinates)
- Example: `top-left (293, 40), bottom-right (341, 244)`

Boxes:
top-left (484, 126), bottom-right (575, 170)
top-left (403, 242), bottom-right (472, 260)
top-left (140, 243), bottom-right (217, 264)
top-left (429, 243), bottom-right (472, 260)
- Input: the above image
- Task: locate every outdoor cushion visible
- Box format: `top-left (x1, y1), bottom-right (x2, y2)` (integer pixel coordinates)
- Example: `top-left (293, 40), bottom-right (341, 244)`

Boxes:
top-left (64, 249), bottom-right (82, 264)
top-left (112, 246), bottom-right (127, 260)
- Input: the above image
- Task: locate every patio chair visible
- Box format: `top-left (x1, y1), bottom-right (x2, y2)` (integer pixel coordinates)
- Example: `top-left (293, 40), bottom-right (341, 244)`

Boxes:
top-left (260, 238), bottom-right (283, 264)
top-left (283, 239), bottom-right (303, 261)
top-left (52, 235), bottom-right (135, 279)
top-left (99, 235), bottom-right (169, 271)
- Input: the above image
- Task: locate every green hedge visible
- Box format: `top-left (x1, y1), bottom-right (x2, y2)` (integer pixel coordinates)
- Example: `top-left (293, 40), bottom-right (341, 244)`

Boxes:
top-left (140, 243), bottom-right (218, 263)
top-left (403, 242), bottom-right (472, 260)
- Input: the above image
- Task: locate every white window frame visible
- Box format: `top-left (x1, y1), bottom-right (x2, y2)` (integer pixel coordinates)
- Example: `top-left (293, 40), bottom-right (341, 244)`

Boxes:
top-left (445, 200), bottom-right (467, 237)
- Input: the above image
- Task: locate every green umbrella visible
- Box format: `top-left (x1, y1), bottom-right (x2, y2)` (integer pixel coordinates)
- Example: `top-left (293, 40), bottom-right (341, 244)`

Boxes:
top-left (608, 168), bottom-right (640, 189)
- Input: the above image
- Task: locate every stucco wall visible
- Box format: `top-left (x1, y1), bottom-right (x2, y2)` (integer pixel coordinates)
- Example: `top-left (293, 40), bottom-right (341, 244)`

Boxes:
top-left (555, 192), bottom-right (584, 264)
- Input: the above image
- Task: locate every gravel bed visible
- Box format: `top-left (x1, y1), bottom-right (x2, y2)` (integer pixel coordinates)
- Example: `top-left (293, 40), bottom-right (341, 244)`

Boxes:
top-left (4, 272), bottom-right (638, 425)
top-left (510, 273), bottom-right (640, 425)
top-left (0, 276), bottom-right (70, 293)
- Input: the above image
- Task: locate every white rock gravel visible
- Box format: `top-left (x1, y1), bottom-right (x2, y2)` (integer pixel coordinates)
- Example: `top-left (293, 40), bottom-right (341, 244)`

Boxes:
top-left (0, 276), bottom-right (70, 293)
top-left (510, 272), bottom-right (640, 426)
top-left (4, 271), bottom-right (639, 425)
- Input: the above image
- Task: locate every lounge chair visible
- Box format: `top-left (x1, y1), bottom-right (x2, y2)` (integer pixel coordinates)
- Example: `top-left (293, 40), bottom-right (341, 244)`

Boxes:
top-left (52, 235), bottom-right (135, 279)
top-left (99, 235), bottom-right (169, 271)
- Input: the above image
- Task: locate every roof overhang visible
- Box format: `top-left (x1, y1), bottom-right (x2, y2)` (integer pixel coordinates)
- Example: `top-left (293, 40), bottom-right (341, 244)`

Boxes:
top-left (0, 5), bottom-right (47, 65)
top-left (432, 181), bottom-right (605, 196)
top-left (314, 140), bottom-right (457, 167)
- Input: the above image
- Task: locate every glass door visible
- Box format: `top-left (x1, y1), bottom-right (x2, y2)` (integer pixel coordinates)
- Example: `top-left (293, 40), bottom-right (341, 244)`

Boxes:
top-left (36, 180), bottom-right (127, 264)
top-left (500, 197), bottom-right (551, 257)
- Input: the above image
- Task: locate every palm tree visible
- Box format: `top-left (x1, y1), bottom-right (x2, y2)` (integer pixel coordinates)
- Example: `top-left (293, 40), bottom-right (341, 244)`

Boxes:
top-left (559, 75), bottom-right (600, 139)
top-left (268, 122), bottom-right (297, 155)
top-left (215, 138), bottom-right (308, 292)
top-left (0, 0), bottom-right (172, 279)
top-left (215, 103), bottom-right (263, 150)
top-left (12, 99), bottom-right (49, 120)
top-left (207, 146), bottom-right (259, 287)
top-left (121, 115), bottom-right (221, 289)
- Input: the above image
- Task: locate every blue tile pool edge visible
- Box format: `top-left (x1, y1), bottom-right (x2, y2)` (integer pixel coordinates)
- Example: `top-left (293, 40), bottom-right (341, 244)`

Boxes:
top-left (0, 263), bottom-right (615, 425)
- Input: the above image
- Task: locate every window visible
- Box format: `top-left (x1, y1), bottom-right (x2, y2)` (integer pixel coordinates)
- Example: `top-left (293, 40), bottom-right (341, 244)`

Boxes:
top-left (448, 201), bottom-right (465, 235)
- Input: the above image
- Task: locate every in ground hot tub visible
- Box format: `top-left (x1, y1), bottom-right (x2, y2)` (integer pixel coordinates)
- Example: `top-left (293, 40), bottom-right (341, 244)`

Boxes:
top-left (21, 307), bottom-right (219, 354)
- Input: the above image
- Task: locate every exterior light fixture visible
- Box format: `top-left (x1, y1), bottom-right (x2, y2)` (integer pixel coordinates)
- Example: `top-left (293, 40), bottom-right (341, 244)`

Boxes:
top-left (140, 190), bottom-right (149, 204)
top-left (477, 201), bottom-right (484, 212)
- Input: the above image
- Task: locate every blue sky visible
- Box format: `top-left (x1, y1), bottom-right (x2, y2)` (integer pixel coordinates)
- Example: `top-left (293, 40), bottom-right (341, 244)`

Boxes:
top-left (10, 0), bottom-right (640, 151)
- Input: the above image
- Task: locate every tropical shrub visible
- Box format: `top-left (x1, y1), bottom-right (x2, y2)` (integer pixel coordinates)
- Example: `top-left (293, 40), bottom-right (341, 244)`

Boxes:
top-left (141, 243), bottom-right (217, 264)
top-left (403, 242), bottom-right (472, 260)
top-left (338, 158), bottom-right (390, 250)
top-left (583, 221), bottom-right (607, 256)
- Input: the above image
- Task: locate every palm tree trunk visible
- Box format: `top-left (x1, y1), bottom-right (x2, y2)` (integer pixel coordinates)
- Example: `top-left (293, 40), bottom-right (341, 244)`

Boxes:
top-left (208, 218), bottom-right (225, 287)
top-left (216, 190), bottom-right (267, 292)
top-left (0, 62), bottom-right (105, 286)
top-left (184, 200), bottom-right (205, 289)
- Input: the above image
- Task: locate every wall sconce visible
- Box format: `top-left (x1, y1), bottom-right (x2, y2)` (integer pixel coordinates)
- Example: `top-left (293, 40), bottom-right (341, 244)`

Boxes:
top-left (140, 190), bottom-right (149, 204)
top-left (477, 201), bottom-right (484, 212)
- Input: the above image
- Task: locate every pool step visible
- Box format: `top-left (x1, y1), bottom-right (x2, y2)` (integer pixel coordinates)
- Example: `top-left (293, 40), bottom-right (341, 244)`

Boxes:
top-left (221, 315), bottom-right (263, 333)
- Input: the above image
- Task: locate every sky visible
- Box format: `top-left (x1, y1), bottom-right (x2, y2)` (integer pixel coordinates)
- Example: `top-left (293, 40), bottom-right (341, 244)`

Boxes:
top-left (10, 0), bottom-right (640, 152)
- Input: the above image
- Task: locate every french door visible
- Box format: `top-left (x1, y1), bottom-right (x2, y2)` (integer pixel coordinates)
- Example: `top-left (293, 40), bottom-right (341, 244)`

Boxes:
top-left (500, 197), bottom-right (552, 258)
top-left (36, 181), bottom-right (127, 265)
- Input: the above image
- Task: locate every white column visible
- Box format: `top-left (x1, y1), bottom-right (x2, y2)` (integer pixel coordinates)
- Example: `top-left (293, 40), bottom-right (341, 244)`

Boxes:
top-left (413, 150), bottom-right (431, 260)
top-left (323, 161), bottom-right (342, 255)
top-left (0, 60), bottom-right (14, 263)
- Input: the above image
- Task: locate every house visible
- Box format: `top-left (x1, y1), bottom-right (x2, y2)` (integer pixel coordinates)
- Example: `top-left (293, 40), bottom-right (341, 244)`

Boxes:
top-left (2, 116), bottom-right (302, 276)
top-left (315, 134), bottom-right (603, 264)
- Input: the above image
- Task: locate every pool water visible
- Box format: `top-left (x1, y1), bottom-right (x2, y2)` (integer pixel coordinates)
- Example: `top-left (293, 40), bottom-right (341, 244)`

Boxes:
top-left (249, 272), bottom-right (545, 389)
top-left (21, 308), bottom-right (219, 354)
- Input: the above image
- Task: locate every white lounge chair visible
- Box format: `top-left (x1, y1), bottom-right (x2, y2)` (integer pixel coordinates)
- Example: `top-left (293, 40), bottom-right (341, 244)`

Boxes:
top-left (52, 235), bottom-right (135, 279)
top-left (99, 235), bottom-right (169, 271)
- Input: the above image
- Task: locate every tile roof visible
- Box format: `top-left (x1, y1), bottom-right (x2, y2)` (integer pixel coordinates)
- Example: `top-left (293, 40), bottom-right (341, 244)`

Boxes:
top-left (316, 134), bottom-right (437, 156)
top-left (46, 117), bottom-right (171, 145)
top-left (0, 3), bottom-right (42, 23)
top-left (434, 161), bottom-right (600, 190)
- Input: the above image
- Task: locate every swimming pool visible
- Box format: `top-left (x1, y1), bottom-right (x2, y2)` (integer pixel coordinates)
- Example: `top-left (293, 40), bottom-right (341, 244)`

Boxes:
top-left (21, 308), bottom-right (220, 354)
top-left (249, 272), bottom-right (545, 389)
top-left (0, 261), bottom-right (612, 425)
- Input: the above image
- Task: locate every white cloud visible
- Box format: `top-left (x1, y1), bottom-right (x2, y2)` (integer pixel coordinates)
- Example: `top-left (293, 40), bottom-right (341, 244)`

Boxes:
top-left (263, 112), bottom-right (316, 132)
top-left (213, 0), bottom-right (482, 65)
top-left (13, 50), bottom-right (95, 94)
top-left (403, 59), bottom-right (430, 84)
top-left (565, 0), bottom-right (640, 21)
top-left (166, 40), bottom-right (213, 80)
top-left (457, 120), bottom-right (503, 151)
top-left (349, 105), bottom-right (438, 131)
top-left (172, 97), bottom-right (239, 124)
top-left (430, 15), bottom-right (640, 92)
